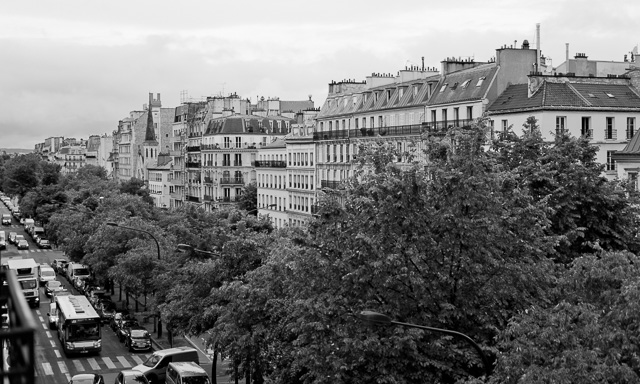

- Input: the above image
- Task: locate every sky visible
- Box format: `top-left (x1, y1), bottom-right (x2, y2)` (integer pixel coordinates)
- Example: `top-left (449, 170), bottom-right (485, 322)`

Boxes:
top-left (2, 0), bottom-right (640, 149)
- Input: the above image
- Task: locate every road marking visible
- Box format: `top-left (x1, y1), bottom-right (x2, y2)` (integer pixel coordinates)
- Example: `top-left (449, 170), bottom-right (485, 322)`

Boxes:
top-left (73, 359), bottom-right (85, 372)
top-left (87, 357), bottom-right (100, 370)
top-left (41, 362), bottom-right (53, 375)
top-left (57, 361), bottom-right (68, 375)
top-left (54, 349), bottom-right (61, 358)
top-left (131, 355), bottom-right (144, 365)
top-left (117, 355), bottom-right (132, 367)
top-left (102, 356), bottom-right (116, 369)
top-left (41, 323), bottom-right (47, 330)
top-left (45, 330), bottom-right (52, 338)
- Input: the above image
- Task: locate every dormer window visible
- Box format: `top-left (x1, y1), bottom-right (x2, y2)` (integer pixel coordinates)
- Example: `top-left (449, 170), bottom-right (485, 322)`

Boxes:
top-left (413, 85), bottom-right (419, 96)
top-left (399, 88), bottom-right (404, 98)
top-left (476, 77), bottom-right (486, 87)
top-left (439, 83), bottom-right (448, 93)
top-left (386, 90), bottom-right (391, 100)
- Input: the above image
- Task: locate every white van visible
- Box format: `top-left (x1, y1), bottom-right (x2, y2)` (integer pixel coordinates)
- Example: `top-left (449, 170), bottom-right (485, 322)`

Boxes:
top-left (165, 362), bottom-right (210, 384)
top-left (38, 265), bottom-right (56, 286)
top-left (66, 263), bottom-right (91, 281)
top-left (133, 347), bottom-right (199, 384)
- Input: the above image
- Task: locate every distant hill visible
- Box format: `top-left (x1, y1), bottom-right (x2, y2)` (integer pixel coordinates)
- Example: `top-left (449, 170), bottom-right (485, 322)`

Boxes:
top-left (1, 148), bottom-right (32, 154)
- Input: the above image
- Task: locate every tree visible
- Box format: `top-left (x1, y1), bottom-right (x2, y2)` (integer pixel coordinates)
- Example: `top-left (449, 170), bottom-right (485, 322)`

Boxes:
top-left (489, 252), bottom-right (640, 383)
top-left (237, 182), bottom-right (258, 213)
top-left (492, 116), bottom-right (640, 264)
top-left (251, 126), bottom-right (557, 383)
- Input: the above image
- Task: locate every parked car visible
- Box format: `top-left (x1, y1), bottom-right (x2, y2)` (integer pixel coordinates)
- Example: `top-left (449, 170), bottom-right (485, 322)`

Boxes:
top-left (8, 232), bottom-right (17, 244)
top-left (1, 214), bottom-right (11, 225)
top-left (116, 318), bottom-right (140, 342)
top-left (114, 370), bottom-right (150, 384)
top-left (68, 373), bottom-right (105, 384)
top-left (52, 259), bottom-right (69, 275)
top-left (14, 234), bottom-right (25, 244)
top-left (123, 325), bottom-right (152, 352)
top-left (16, 239), bottom-right (29, 250)
top-left (45, 280), bottom-right (66, 297)
top-left (88, 291), bottom-right (108, 308)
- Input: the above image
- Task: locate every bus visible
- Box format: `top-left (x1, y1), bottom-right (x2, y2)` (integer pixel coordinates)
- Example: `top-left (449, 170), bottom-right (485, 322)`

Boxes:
top-left (5, 258), bottom-right (40, 307)
top-left (55, 295), bottom-right (102, 355)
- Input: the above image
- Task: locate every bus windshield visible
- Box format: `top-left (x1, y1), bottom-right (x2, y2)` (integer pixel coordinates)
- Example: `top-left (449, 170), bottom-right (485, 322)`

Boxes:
top-left (19, 280), bottom-right (37, 289)
top-left (67, 322), bottom-right (100, 341)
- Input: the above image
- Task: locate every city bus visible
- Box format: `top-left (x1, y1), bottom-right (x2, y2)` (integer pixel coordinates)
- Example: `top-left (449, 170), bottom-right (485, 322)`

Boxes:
top-left (55, 295), bottom-right (102, 355)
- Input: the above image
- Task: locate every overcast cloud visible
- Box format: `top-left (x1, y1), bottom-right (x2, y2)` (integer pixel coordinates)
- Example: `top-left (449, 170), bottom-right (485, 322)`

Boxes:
top-left (1, 0), bottom-right (639, 149)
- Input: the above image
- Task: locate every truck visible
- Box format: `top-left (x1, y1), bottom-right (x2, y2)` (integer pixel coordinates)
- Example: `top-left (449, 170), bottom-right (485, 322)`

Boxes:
top-left (5, 258), bottom-right (40, 307)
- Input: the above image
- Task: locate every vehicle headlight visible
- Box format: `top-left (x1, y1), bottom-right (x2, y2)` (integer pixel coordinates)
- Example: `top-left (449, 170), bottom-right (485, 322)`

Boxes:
top-left (94, 340), bottom-right (101, 348)
top-left (66, 343), bottom-right (74, 350)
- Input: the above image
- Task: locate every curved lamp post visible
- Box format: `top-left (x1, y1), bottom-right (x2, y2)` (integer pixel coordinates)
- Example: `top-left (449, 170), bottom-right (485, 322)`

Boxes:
top-left (357, 311), bottom-right (491, 377)
top-left (106, 222), bottom-right (161, 260)
top-left (177, 244), bottom-right (219, 257)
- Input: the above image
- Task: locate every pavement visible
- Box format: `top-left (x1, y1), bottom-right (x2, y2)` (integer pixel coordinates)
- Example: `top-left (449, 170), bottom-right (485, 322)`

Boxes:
top-left (108, 288), bottom-right (244, 383)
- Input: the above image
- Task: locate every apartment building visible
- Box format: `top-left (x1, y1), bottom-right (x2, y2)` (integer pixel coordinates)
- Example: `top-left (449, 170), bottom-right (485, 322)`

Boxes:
top-left (255, 138), bottom-right (288, 228)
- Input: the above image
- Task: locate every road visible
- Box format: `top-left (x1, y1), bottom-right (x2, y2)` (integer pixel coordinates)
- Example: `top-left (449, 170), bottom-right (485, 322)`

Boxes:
top-left (1, 203), bottom-right (225, 383)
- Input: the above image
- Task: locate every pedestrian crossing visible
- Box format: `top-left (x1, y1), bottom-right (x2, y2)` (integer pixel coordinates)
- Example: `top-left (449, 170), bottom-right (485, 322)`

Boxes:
top-left (37, 353), bottom-right (151, 378)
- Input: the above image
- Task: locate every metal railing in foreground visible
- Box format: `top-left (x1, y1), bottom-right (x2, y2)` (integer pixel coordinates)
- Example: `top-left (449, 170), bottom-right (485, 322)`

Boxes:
top-left (0, 269), bottom-right (36, 384)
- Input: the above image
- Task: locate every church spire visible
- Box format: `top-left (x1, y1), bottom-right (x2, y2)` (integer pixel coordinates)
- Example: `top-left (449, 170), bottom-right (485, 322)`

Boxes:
top-left (144, 92), bottom-right (158, 144)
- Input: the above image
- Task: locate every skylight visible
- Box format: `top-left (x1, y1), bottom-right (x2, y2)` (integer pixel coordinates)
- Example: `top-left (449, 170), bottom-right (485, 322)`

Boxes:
top-left (605, 92), bottom-right (615, 98)
top-left (461, 79), bottom-right (471, 88)
top-left (476, 77), bottom-right (486, 87)
top-left (439, 83), bottom-right (448, 93)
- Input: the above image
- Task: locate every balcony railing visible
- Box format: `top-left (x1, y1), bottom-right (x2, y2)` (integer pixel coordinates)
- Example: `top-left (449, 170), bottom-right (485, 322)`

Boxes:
top-left (321, 180), bottom-right (342, 189)
top-left (253, 160), bottom-right (286, 168)
top-left (185, 162), bottom-right (201, 168)
top-left (313, 120), bottom-right (475, 141)
top-left (186, 195), bottom-right (201, 202)
top-left (233, 161), bottom-right (243, 166)
top-left (422, 119), bottom-right (474, 135)
top-left (186, 146), bottom-right (201, 152)
top-left (217, 196), bottom-right (242, 202)
top-left (220, 178), bottom-right (244, 185)
top-left (0, 270), bottom-right (37, 384)
top-left (204, 177), bottom-right (213, 184)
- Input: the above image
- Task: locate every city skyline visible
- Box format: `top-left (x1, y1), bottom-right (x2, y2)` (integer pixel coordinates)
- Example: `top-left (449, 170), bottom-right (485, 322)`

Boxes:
top-left (2, 0), bottom-right (639, 149)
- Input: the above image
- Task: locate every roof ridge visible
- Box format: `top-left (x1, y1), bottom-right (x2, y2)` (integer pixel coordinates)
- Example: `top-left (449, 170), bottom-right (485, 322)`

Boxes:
top-left (565, 81), bottom-right (592, 107)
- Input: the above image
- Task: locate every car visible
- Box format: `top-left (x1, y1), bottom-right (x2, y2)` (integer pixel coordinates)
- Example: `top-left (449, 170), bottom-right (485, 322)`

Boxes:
top-left (1, 214), bottom-right (11, 225)
top-left (14, 234), bottom-right (25, 244)
top-left (47, 302), bottom-right (58, 329)
top-left (68, 373), bottom-right (105, 384)
top-left (73, 276), bottom-right (89, 294)
top-left (123, 325), bottom-right (152, 352)
top-left (85, 285), bottom-right (107, 299)
top-left (16, 239), bottom-right (29, 250)
top-left (116, 318), bottom-right (140, 342)
top-left (37, 238), bottom-right (51, 249)
top-left (87, 290), bottom-right (108, 307)
top-left (38, 265), bottom-right (56, 285)
top-left (8, 232), bottom-right (17, 244)
top-left (114, 370), bottom-right (150, 384)
top-left (44, 280), bottom-right (66, 297)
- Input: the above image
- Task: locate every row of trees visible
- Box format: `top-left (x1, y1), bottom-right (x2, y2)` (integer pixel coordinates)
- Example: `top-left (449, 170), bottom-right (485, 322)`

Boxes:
top-left (3, 117), bottom-right (640, 383)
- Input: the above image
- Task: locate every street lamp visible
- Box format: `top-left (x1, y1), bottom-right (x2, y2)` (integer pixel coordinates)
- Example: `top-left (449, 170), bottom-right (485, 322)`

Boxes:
top-left (357, 310), bottom-right (491, 377)
top-left (176, 244), bottom-right (219, 257)
top-left (106, 222), bottom-right (161, 260)
top-left (247, 203), bottom-right (277, 215)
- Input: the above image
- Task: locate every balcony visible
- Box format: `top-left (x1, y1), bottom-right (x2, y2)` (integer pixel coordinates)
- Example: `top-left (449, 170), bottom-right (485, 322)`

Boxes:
top-left (0, 270), bottom-right (37, 384)
top-left (321, 180), bottom-right (342, 189)
top-left (253, 160), bottom-right (286, 168)
top-left (185, 162), bottom-right (201, 168)
top-left (204, 177), bottom-right (213, 184)
top-left (186, 146), bottom-right (201, 152)
top-left (422, 119), bottom-right (474, 135)
top-left (169, 179), bottom-right (183, 185)
top-left (188, 132), bottom-right (202, 138)
top-left (201, 144), bottom-right (219, 150)
top-left (217, 196), bottom-right (242, 203)
top-left (186, 195), bottom-right (201, 202)
top-left (220, 178), bottom-right (244, 185)
top-left (313, 123), bottom-right (424, 141)
top-left (233, 161), bottom-right (243, 166)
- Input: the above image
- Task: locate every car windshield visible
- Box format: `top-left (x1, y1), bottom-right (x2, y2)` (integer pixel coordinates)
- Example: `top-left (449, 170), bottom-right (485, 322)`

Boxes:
top-left (74, 268), bottom-right (90, 277)
top-left (15, 236), bottom-right (24, 240)
top-left (143, 354), bottom-right (161, 367)
top-left (19, 280), bottom-right (37, 289)
top-left (183, 377), bottom-right (211, 384)
top-left (41, 270), bottom-right (55, 277)
top-left (47, 281), bottom-right (62, 289)
top-left (130, 329), bottom-right (149, 338)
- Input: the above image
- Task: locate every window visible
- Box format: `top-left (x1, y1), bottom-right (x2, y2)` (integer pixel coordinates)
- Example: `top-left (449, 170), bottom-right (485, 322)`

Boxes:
top-left (414, 85), bottom-right (419, 96)
top-left (378, 116), bottom-right (383, 127)
top-left (555, 116), bottom-right (566, 135)
top-left (476, 77), bottom-right (486, 87)
top-left (501, 119), bottom-right (508, 133)
top-left (466, 106), bottom-right (473, 120)
top-left (439, 83), bottom-right (448, 93)
top-left (235, 137), bottom-right (242, 148)
top-left (355, 118), bottom-right (359, 129)
top-left (431, 110), bottom-right (437, 123)
top-left (399, 88), bottom-right (404, 98)
top-left (606, 117), bottom-right (615, 140)
top-left (387, 90), bottom-right (391, 100)
top-left (442, 109), bottom-right (448, 125)
top-left (581, 117), bottom-right (592, 138)
top-left (362, 117), bottom-right (366, 128)
top-left (329, 121), bottom-right (333, 132)
top-left (627, 117), bottom-right (636, 139)
top-left (224, 137), bottom-right (230, 149)
top-left (606, 150), bottom-right (616, 171)
top-left (461, 79), bottom-right (471, 89)
top-left (370, 117), bottom-right (375, 128)
top-left (453, 108), bottom-right (460, 125)
top-left (629, 172), bottom-right (638, 191)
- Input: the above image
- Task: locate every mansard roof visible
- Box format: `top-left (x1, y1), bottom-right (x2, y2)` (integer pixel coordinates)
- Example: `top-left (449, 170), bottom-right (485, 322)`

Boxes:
top-left (488, 80), bottom-right (640, 113)
top-left (428, 64), bottom-right (498, 105)
top-left (203, 114), bottom-right (293, 135)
